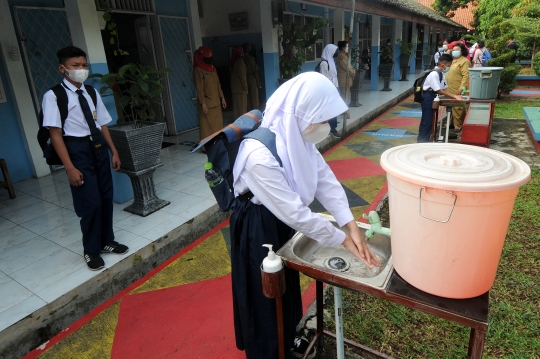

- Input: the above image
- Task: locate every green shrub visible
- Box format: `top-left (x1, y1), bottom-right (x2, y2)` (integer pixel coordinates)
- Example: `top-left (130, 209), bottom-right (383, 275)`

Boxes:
top-left (486, 52), bottom-right (521, 98)
top-left (533, 52), bottom-right (540, 76)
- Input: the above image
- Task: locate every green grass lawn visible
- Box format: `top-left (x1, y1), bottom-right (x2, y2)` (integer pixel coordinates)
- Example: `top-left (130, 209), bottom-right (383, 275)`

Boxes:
top-left (495, 99), bottom-right (540, 119)
top-left (324, 168), bottom-right (540, 358)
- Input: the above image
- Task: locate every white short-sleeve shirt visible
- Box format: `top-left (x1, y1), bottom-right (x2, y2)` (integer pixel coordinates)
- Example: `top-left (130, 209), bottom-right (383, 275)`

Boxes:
top-left (423, 68), bottom-right (447, 92)
top-left (42, 79), bottom-right (112, 137)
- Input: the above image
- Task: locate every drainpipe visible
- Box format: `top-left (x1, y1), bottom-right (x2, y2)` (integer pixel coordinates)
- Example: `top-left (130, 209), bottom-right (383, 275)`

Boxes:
top-left (342, 0), bottom-right (355, 136)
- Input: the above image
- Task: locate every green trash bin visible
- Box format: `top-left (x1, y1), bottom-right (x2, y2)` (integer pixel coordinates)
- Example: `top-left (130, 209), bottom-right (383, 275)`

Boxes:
top-left (468, 67), bottom-right (504, 99)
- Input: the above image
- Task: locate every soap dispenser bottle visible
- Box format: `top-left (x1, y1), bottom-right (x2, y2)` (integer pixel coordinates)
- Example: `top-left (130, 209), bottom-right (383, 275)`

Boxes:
top-left (262, 244), bottom-right (282, 273)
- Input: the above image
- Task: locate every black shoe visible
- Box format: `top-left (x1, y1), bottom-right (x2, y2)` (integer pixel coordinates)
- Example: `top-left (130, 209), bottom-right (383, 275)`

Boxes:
top-left (291, 337), bottom-right (316, 359)
top-left (84, 252), bottom-right (105, 271)
top-left (330, 130), bottom-right (341, 139)
top-left (101, 241), bottom-right (129, 255)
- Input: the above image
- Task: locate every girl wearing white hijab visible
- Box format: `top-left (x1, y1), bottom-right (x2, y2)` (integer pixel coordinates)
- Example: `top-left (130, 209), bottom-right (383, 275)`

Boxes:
top-left (230, 72), bottom-right (380, 359)
top-left (319, 44), bottom-right (340, 137)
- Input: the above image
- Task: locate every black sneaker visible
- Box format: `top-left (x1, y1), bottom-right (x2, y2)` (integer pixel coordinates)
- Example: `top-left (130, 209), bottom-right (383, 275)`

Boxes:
top-left (101, 241), bottom-right (129, 255)
top-left (291, 336), bottom-right (316, 359)
top-left (330, 130), bottom-right (341, 139)
top-left (84, 252), bottom-right (105, 271)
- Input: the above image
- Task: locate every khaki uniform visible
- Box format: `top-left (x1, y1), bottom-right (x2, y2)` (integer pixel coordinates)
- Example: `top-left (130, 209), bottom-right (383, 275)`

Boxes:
top-left (336, 52), bottom-right (355, 114)
top-left (193, 67), bottom-right (224, 140)
top-left (446, 56), bottom-right (470, 129)
top-left (244, 54), bottom-right (260, 110)
top-left (231, 58), bottom-right (248, 119)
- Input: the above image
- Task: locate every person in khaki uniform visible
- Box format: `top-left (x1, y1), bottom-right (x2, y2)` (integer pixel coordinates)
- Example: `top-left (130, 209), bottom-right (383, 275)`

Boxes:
top-left (193, 46), bottom-right (226, 141)
top-left (230, 46), bottom-right (248, 119)
top-left (446, 43), bottom-right (470, 132)
top-left (242, 42), bottom-right (261, 110)
top-left (336, 41), bottom-right (355, 119)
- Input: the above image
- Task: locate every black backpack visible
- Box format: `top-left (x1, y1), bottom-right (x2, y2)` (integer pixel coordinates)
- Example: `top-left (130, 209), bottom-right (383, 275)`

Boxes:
top-left (37, 83), bottom-right (97, 165)
top-left (314, 59), bottom-right (328, 73)
top-left (413, 69), bottom-right (443, 103)
top-left (190, 110), bottom-right (282, 212)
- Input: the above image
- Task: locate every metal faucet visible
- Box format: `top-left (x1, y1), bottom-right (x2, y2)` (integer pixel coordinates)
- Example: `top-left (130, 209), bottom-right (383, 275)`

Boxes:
top-left (362, 211), bottom-right (391, 239)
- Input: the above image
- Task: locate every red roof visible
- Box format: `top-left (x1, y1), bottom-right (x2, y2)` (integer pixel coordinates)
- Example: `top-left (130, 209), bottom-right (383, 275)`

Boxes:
top-left (416, 0), bottom-right (476, 30)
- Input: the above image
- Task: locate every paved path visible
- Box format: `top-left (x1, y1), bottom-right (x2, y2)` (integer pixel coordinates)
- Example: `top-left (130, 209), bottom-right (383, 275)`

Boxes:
top-left (19, 97), bottom-right (456, 359)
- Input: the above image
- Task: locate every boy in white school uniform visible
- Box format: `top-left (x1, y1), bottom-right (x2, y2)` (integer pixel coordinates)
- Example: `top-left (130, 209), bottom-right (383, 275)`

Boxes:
top-left (418, 53), bottom-right (463, 142)
top-left (42, 46), bottom-right (128, 270)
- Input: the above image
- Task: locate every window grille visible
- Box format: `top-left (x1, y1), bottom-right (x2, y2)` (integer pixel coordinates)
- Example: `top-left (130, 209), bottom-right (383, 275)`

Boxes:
top-left (95, 0), bottom-right (155, 14)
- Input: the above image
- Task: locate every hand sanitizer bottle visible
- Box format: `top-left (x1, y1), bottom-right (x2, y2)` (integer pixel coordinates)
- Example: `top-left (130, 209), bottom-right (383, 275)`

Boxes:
top-left (262, 244), bottom-right (282, 273)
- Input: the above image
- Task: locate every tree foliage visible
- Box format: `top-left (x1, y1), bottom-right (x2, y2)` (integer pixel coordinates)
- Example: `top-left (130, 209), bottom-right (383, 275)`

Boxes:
top-left (474, 0), bottom-right (523, 34)
top-left (432, 0), bottom-right (470, 17)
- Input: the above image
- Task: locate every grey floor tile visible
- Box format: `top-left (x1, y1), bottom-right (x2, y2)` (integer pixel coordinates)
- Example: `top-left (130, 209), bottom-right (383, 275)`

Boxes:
top-left (179, 198), bottom-right (216, 219)
top-left (0, 276), bottom-right (33, 313)
top-left (10, 249), bottom-right (85, 293)
top-left (154, 186), bottom-right (180, 200)
top-left (153, 169), bottom-right (178, 185)
top-left (0, 237), bottom-right (64, 274)
top-left (35, 266), bottom-right (99, 304)
top-left (0, 295), bottom-right (47, 332)
top-left (140, 215), bottom-right (190, 240)
top-left (114, 210), bottom-right (174, 235)
top-left (41, 220), bottom-right (82, 248)
top-left (0, 193), bottom-right (41, 216)
top-left (157, 174), bottom-right (203, 192)
top-left (0, 226), bottom-right (40, 252)
top-left (159, 192), bottom-right (208, 216)
top-left (182, 179), bottom-right (213, 199)
top-left (20, 208), bottom-right (79, 235)
top-left (2, 201), bottom-right (60, 225)
top-left (0, 217), bottom-right (16, 232)
top-left (162, 160), bottom-right (200, 175)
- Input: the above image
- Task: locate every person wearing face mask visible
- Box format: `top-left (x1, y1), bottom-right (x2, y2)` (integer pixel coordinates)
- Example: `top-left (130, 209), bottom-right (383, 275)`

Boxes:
top-left (434, 41), bottom-right (446, 66)
top-left (242, 42), bottom-right (261, 111)
top-left (230, 45), bottom-right (248, 119)
top-left (418, 54), bottom-right (462, 142)
top-left (41, 46), bottom-right (128, 271)
top-left (319, 44), bottom-right (340, 138)
top-left (361, 48), bottom-right (371, 78)
top-left (446, 43), bottom-right (470, 133)
top-left (381, 39), bottom-right (394, 65)
top-left (193, 46), bottom-right (227, 143)
top-left (336, 41), bottom-right (355, 120)
top-left (231, 72), bottom-right (380, 359)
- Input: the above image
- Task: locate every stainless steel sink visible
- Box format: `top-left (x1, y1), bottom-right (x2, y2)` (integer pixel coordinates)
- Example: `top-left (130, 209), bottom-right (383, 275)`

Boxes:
top-left (277, 214), bottom-right (394, 290)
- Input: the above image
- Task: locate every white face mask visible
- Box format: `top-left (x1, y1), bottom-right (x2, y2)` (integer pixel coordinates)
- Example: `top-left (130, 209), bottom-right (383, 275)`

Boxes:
top-left (442, 44), bottom-right (448, 50)
top-left (301, 122), bottom-right (330, 144)
top-left (62, 65), bottom-right (89, 83)
top-left (344, 45), bottom-right (349, 53)
top-left (452, 50), bottom-right (461, 58)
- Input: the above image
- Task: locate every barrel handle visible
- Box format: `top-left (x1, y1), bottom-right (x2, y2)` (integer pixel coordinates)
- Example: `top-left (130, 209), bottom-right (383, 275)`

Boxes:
top-left (480, 71), bottom-right (493, 79)
top-left (419, 187), bottom-right (457, 223)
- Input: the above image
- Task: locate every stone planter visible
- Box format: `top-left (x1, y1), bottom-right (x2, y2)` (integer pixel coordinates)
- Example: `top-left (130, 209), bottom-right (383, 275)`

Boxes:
top-left (379, 63), bottom-right (394, 91)
top-left (109, 121), bottom-right (169, 217)
top-left (349, 69), bottom-right (366, 107)
top-left (423, 55), bottom-right (433, 70)
top-left (399, 54), bottom-right (411, 81)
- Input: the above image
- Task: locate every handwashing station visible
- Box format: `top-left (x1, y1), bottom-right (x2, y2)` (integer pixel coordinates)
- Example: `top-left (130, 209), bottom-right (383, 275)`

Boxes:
top-left (271, 143), bottom-right (530, 359)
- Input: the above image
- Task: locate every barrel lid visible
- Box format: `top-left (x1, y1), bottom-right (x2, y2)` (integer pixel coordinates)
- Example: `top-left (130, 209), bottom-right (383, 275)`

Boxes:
top-left (468, 67), bottom-right (504, 71)
top-left (380, 144), bottom-right (531, 192)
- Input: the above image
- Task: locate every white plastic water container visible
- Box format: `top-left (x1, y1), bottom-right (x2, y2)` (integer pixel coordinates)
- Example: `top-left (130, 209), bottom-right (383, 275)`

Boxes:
top-left (469, 67), bottom-right (503, 99)
top-left (380, 143), bottom-right (530, 298)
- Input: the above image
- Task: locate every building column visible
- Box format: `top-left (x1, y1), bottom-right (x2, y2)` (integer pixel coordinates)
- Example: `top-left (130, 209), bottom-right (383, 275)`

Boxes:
top-left (260, 0), bottom-right (280, 99)
top-left (409, 22), bottom-right (418, 75)
top-left (0, 0), bottom-right (50, 178)
top-left (393, 19), bottom-right (402, 81)
top-left (369, 15), bottom-right (381, 90)
top-left (65, 0), bottom-right (133, 203)
top-left (352, 13), bottom-right (359, 48)
top-left (422, 24), bottom-right (430, 70)
top-left (187, 0), bottom-right (203, 49)
top-left (334, 8), bottom-right (345, 43)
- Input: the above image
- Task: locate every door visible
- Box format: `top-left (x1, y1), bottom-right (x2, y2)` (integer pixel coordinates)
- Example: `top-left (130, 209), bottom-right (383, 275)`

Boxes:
top-left (14, 7), bottom-right (72, 113)
top-left (156, 16), bottom-right (198, 134)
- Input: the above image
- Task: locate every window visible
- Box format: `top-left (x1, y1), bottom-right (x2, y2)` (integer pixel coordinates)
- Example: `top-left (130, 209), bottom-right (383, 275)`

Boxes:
top-left (282, 13), bottom-right (324, 62)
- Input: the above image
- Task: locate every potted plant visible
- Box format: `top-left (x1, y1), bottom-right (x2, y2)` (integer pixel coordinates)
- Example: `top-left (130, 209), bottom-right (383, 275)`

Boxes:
top-left (278, 18), bottom-right (328, 81)
top-left (397, 39), bottom-right (415, 81)
top-left (90, 63), bottom-right (172, 216)
top-left (379, 41), bottom-right (394, 91)
top-left (349, 44), bottom-right (368, 106)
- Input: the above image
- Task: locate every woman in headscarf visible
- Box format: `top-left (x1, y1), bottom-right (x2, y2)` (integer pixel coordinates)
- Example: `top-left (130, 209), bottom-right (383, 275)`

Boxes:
top-left (192, 46), bottom-right (226, 141)
top-left (336, 41), bottom-right (355, 120)
top-left (231, 72), bottom-right (380, 359)
top-left (446, 43), bottom-right (470, 133)
top-left (243, 42), bottom-right (261, 110)
top-left (319, 44), bottom-right (340, 138)
top-left (230, 45), bottom-right (248, 119)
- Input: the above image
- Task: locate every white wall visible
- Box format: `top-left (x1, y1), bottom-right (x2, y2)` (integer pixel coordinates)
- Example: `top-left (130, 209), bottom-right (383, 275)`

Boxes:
top-left (199, 0), bottom-right (261, 36)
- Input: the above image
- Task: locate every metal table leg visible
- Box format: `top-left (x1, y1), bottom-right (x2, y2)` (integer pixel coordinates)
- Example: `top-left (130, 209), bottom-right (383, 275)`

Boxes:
top-left (445, 107), bottom-right (452, 143)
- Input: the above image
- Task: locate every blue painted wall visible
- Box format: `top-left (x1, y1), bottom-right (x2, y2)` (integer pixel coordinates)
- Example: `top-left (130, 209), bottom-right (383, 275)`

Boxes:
top-left (0, 56), bottom-right (34, 183)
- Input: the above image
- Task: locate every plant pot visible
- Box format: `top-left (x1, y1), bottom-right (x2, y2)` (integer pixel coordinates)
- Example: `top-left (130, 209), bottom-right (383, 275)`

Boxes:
top-left (109, 121), bottom-right (165, 172)
top-left (109, 121), bottom-right (169, 217)
top-left (399, 54), bottom-right (411, 68)
top-left (349, 69), bottom-right (366, 107)
top-left (379, 63), bottom-right (394, 91)
top-left (423, 55), bottom-right (433, 70)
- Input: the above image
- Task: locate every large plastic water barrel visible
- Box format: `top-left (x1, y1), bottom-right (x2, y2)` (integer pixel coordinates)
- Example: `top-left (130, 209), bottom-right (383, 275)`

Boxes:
top-left (380, 143), bottom-right (531, 299)
top-left (469, 67), bottom-right (504, 99)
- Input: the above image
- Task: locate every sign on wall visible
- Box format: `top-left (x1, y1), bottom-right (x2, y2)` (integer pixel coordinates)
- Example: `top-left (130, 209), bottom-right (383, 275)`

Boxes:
top-left (0, 76), bottom-right (6, 103)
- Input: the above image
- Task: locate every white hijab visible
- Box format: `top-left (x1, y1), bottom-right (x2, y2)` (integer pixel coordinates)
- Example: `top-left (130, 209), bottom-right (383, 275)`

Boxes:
top-left (235, 72), bottom-right (348, 206)
top-left (321, 44), bottom-right (338, 85)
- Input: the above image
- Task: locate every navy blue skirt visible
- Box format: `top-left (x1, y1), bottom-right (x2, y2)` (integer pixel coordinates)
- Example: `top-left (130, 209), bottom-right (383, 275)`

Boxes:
top-left (230, 199), bottom-right (303, 359)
